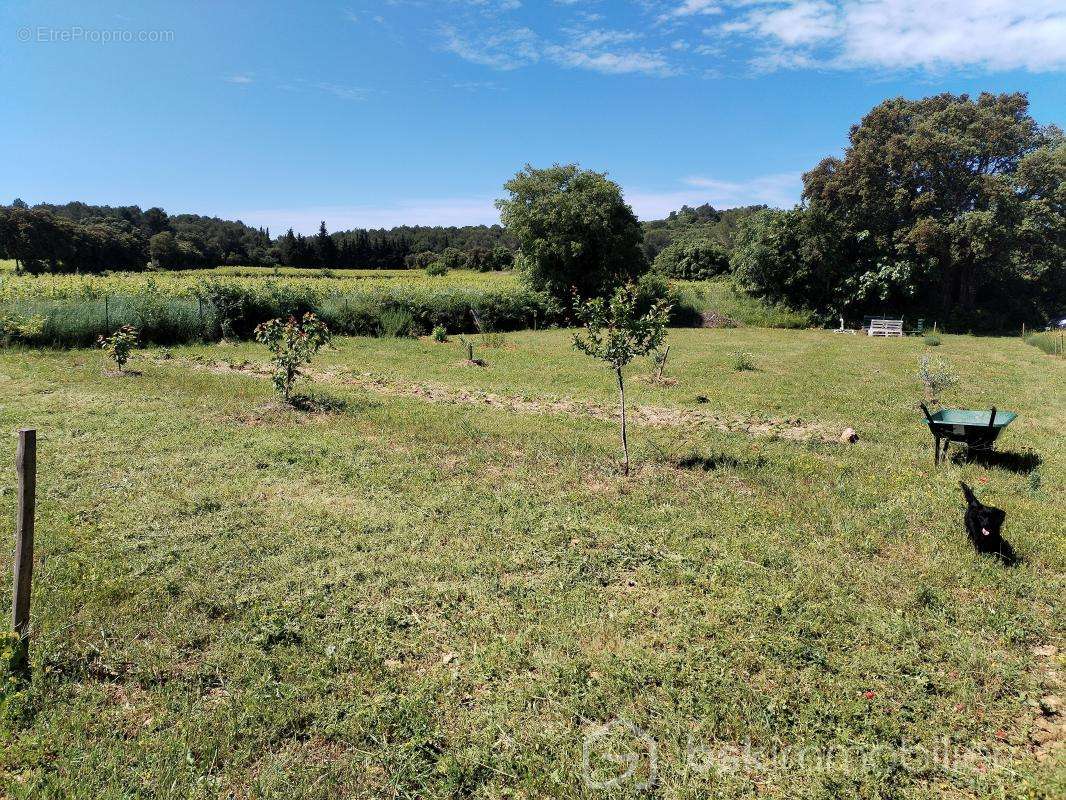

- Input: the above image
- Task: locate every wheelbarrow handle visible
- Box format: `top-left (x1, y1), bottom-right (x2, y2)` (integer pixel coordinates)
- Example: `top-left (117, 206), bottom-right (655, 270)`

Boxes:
top-left (919, 402), bottom-right (935, 424)
top-left (988, 406), bottom-right (996, 428)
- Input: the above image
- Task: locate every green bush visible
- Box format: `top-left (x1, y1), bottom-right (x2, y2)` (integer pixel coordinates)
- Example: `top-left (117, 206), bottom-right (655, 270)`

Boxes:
top-left (923, 333), bottom-right (942, 346)
top-left (432, 325), bottom-right (448, 342)
top-left (730, 350), bottom-right (757, 371)
top-left (653, 239), bottom-right (730, 280)
top-left (425, 261), bottom-right (448, 277)
top-left (254, 313), bottom-right (331, 402)
top-left (98, 325), bottom-right (139, 371)
top-left (379, 307), bottom-right (414, 338)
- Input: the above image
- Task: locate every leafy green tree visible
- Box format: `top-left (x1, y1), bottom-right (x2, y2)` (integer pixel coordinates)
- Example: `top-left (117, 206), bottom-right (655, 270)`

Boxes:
top-left (144, 207), bottom-right (171, 236)
top-left (497, 164), bottom-right (647, 302)
top-left (488, 245), bottom-right (514, 271)
top-left (437, 247), bottom-right (469, 271)
top-left (149, 231), bottom-right (181, 269)
top-left (733, 93), bottom-right (1064, 329)
top-left (572, 284), bottom-right (670, 476)
top-left (652, 238), bottom-right (729, 280)
top-left (254, 313), bottom-right (332, 403)
top-left (97, 326), bottom-right (139, 372)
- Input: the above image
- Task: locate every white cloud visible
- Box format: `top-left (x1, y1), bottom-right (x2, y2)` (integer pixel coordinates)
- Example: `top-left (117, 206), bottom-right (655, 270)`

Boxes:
top-left (718, 0), bottom-right (1066, 73)
top-left (659, 1), bottom-right (723, 21)
top-left (440, 26), bottom-right (541, 70)
top-left (441, 24), bottom-right (678, 77)
top-left (547, 45), bottom-right (678, 75)
top-left (628, 172), bottom-right (803, 217)
top-left (225, 73), bottom-right (254, 84)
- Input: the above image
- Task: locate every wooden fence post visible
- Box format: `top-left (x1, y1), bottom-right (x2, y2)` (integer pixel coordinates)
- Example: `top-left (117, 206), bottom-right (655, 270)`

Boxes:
top-left (12, 428), bottom-right (36, 665)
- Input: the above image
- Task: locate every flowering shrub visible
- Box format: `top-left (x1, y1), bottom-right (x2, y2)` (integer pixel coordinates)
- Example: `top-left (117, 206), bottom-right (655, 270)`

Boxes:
top-left (97, 325), bottom-right (138, 371)
top-left (254, 313), bottom-right (331, 403)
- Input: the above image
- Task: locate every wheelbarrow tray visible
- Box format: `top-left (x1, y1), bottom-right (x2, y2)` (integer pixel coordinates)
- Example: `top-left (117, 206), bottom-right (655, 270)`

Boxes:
top-left (927, 409), bottom-right (1016, 443)
top-left (920, 404), bottom-right (1017, 465)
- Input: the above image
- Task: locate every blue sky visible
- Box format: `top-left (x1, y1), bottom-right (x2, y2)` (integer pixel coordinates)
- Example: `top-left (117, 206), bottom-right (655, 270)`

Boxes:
top-left (3, 0), bottom-right (1064, 233)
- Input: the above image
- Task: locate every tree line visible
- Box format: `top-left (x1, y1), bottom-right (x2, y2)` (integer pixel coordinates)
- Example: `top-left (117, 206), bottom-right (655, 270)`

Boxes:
top-left (0, 198), bottom-right (745, 276)
top-left (0, 200), bottom-right (524, 274)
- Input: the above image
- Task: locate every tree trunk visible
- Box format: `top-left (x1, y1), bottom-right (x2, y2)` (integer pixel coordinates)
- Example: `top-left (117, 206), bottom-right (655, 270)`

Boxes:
top-left (616, 367), bottom-right (629, 476)
top-left (656, 345), bottom-right (670, 380)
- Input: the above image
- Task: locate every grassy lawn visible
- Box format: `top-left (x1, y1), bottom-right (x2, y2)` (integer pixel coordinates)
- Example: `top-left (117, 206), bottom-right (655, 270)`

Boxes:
top-left (0, 328), bottom-right (1063, 798)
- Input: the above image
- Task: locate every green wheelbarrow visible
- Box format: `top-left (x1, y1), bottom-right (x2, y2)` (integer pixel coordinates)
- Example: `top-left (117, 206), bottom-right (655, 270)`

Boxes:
top-left (919, 404), bottom-right (1017, 466)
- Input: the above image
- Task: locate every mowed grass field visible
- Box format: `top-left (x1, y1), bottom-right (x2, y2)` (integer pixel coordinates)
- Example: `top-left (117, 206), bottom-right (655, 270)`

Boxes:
top-left (0, 328), bottom-right (1063, 798)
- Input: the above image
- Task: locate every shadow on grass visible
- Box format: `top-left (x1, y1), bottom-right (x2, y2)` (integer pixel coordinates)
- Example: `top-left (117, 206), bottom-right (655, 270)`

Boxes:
top-left (672, 451), bottom-right (767, 471)
top-left (950, 448), bottom-right (1042, 474)
top-left (289, 392), bottom-right (350, 413)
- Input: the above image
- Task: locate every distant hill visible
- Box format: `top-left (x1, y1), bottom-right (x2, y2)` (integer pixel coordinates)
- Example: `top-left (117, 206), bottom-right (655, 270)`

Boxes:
top-left (641, 203), bottom-right (766, 262)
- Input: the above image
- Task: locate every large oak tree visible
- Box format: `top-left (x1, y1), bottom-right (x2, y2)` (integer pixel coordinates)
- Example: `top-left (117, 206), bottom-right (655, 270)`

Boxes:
top-left (497, 164), bottom-right (648, 302)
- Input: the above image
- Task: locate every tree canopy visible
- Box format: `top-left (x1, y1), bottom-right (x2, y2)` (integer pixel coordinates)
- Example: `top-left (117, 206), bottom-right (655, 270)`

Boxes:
top-left (733, 92), bottom-right (1065, 329)
top-left (497, 164), bottom-right (648, 301)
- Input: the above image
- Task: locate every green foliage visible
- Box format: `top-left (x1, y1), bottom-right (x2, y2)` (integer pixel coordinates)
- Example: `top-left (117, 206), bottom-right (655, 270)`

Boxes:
top-left (0, 311), bottom-right (44, 345)
top-left (405, 250), bottom-right (438, 270)
top-left (731, 93), bottom-right (1066, 331)
top-left (573, 284), bottom-right (671, 475)
top-left (425, 261), bottom-right (448, 277)
top-left (480, 331), bottom-right (507, 349)
top-left (917, 354), bottom-right (959, 405)
top-left (432, 325), bottom-right (448, 343)
top-left (497, 164), bottom-right (647, 302)
top-left (641, 203), bottom-right (765, 263)
top-left (730, 350), bottom-right (757, 372)
top-left (253, 313), bottom-right (331, 402)
top-left (572, 285), bottom-right (670, 371)
top-left (437, 247), bottom-right (469, 272)
top-left (97, 325), bottom-right (139, 370)
top-left (149, 231), bottom-right (182, 269)
top-left (923, 333), bottom-right (942, 346)
top-left (0, 631), bottom-right (30, 719)
top-left (652, 238), bottom-right (729, 280)
top-left (378, 307), bottom-right (414, 338)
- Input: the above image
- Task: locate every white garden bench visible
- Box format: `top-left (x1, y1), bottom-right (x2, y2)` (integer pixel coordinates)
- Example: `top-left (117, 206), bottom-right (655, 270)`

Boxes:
top-left (867, 318), bottom-right (904, 337)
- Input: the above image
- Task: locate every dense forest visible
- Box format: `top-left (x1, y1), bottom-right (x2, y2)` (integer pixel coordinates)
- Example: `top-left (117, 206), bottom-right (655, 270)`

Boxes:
top-left (0, 199), bottom-right (733, 273)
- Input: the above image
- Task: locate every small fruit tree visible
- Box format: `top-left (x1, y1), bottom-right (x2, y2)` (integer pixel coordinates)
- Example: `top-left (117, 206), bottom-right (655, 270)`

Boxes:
top-left (97, 325), bottom-right (138, 372)
top-left (917, 354), bottom-right (959, 406)
top-left (573, 285), bottom-right (670, 476)
top-left (254, 313), bottom-right (331, 403)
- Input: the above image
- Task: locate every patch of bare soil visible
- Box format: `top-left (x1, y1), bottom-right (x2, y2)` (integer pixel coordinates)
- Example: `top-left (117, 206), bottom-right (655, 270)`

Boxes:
top-left (1029, 643), bottom-right (1064, 763)
top-left (163, 356), bottom-right (838, 443)
top-left (700, 310), bottom-right (740, 329)
top-left (336, 371), bottom-right (837, 443)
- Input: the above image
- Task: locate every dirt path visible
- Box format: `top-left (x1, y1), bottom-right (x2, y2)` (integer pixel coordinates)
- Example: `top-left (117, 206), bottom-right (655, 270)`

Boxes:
top-left (160, 355), bottom-right (840, 443)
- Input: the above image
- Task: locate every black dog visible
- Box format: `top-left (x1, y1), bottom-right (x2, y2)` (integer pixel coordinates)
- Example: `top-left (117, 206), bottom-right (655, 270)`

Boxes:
top-left (960, 482), bottom-right (1019, 566)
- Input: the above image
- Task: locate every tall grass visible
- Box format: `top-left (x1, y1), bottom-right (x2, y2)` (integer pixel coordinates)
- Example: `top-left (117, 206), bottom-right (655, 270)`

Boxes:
top-left (3, 295), bottom-right (208, 348)
top-left (677, 279), bottom-right (813, 328)
top-left (1026, 331), bottom-right (1065, 357)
